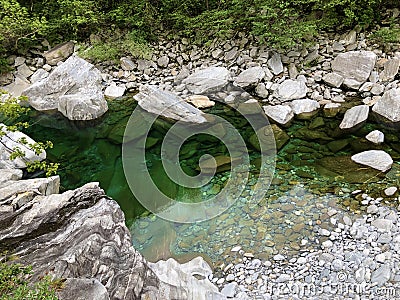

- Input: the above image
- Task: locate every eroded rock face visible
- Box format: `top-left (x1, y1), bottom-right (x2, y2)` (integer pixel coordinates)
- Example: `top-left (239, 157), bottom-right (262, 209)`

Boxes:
top-left (23, 55), bottom-right (108, 121)
top-left (331, 51), bottom-right (377, 89)
top-left (0, 175), bottom-right (224, 300)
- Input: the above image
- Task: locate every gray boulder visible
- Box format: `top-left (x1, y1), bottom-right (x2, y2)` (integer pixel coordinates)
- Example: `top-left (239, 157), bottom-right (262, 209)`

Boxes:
top-left (372, 88), bottom-right (400, 123)
top-left (379, 58), bottom-right (400, 82)
top-left (339, 105), bottom-right (369, 130)
top-left (182, 66), bottom-right (230, 94)
top-left (0, 123), bottom-right (46, 169)
top-left (234, 67), bottom-right (265, 88)
top-left (366, 130), bottom-right (384, 144)
top-left (267, 53), bottom-right (283, 75)
top-left (331, 51), bottom-right (377, 89)
top-left (351, 150), bottom-right (393, 172)
top-left (23, 55), bottom-right (108, 121)
top-left (289, 99), bottom-right (320, 119)
top-left (263, 105), bottom-right (294, 126)
top-left (277, 79), bottom-right (307, 101)
top-left (323, 72), bottom-right (344, 88)
top-left (134, 85), bottom-right (208, 123)
top-left (43, 41), bottom-right (75, 66)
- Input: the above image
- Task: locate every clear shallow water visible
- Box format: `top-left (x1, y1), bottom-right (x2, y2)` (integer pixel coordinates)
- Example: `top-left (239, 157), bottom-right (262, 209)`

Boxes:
top-left (24, 96), bottom-right (400, 266)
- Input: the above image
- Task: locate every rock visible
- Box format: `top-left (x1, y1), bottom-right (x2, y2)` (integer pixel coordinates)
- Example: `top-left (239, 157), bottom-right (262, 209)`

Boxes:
top-left (30, 69), bottom-right (49, 83)
top-left (234, 67), bottom-right (265, 88)
top-left (372, 88), bottom-right (400, 124)
top-left (157, 55), bottom-right (170, 67)
top-left (149, 257), bottom-right (225, 300)
top-left (0, 72), bottom-right (14, 86)
top-left (379, 58), bottom-right (400, 82)
top-left (104, 84), bottom-right (126, 99)
top-left (120, 57), bottom-right (136, 71)
top-left (183, 67), bottom-right (230, 94)
top-left (255, 83), bottom-right (269, 98)
top-left (221, 282), bottom-right (238, 298)
top-left (23, 55), bottom-right (108, 121)
top-left (384, 187), bottom-right (397, 196)
top-left (44, 41), bottom-right (75, 65)
top-left (0, 179), bottom-right (222, 299)
top-left (351, 150), bottom-right (393, 172)
top-left (277, 79), bottom-right (307, 101)
top-left (268, 53), bottom-right (283, 75)
top-left (323, 103), bottom-right (341, 118)
top-left (366, 130), bottom-right (384, 144)
top-left (289, 99), bottom-right (320, 119)
top-left (331, 51), bottom-right (377, 89)
top-left (0, 169), bottom-right (23, 187)
top-left (249, 124), bottom-right (288, 152)
top-left (323, 72), bottom-right (344, 88)
top-left (339, 105), bottom-right (369, 130)
top-left (371, 264), bottom-right (391, 286)
top-left (14, 57), bottom-right (25, 67)
top-left (135, 85), bottom-right (208, 123)
top-left (263, 105), bottom-right (294, 126)
top-left (185, 95), bottom-right (215, 108)
top-left (0, 123), bottom-right (46, 169)
top-left (57, 278), bottom-right (110, 300)
top-left (17, 63), bottom-right (34, 78)
top-left (2, 74), bottom-right (30, 97)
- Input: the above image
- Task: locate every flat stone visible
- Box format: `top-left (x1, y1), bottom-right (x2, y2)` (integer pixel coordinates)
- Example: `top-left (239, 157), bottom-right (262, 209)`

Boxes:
top-left (339, 105), bottom-right (369, 130)
top-left (157, 55), bottom-right (170, 67)
top-left (277, 79), bottom-right (307, 101)
top-left (366, 130), bottom-right (384, 144)
top-left (234, 67), bottom-right (265, 88)
top-left (372, 88), bottom-right (400, 123)
top-left (323, 103), bottom-right (341, 118)
top-left (371, 219), bottom-right (393, 232)
top-left (323, 72), bottom-right (344, 88)
top-left (17, 63), bottom-right (34, 78)
top-left (263, 105), bottom-right (294, 126)
top-left (331, 51), bottom-right (377, 89)
top-left (384, 187), bottom-right (397, 196)
top-left (289, 99), bottom-right (320, 119)
top-left (30, 69), bottom-right (49, 83)
top-left (104, 84), bottom-right (126, 99)
top-left (221, 282), bottom-right (237, 298)
top-left (120, 57), bottom-right (136, 71)
top-left (268, 53), bottom-right (283, 75)
top-left (185, 95), bottom-right (215, 109)
top-left (44, 41), bottom-right (75, 65)
top-left (2, 74), bottom-right (30, 97)
top-left (351, 150), bottom-right (393, 172)
top-left (183, 67), bottom-right (230, 94)
top-left (379, 58), bottom-right (400, 82)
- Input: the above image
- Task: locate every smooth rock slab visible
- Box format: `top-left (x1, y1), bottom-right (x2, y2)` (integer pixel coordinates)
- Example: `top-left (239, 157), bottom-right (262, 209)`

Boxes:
top-left (234, 67), bottom-right (265, 88)
top-left (23, 55), bottom-right (108, 121)
top-left (339, 105), bottom-right (369, 130)
top-left (372, 88), bottom-right (400, 123)
top-left (331, 51), bottom-right (377, 89)
top-left (290, 99), bottom-right (320, 119)
top-left (351, 150), bottom-right (393, 172)
top-left (134, 85), bottom-right (208, 123)
top-left (263, 105), bottom-right (294, 126)
top-left (277, 79), bottom-right (307, 101)
top-left (183, 67), bottom-right (230, 94)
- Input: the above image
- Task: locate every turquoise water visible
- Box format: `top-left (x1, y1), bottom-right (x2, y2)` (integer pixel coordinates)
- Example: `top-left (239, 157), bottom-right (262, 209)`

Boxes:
top-left (24, 96), bottom-right (400, 265)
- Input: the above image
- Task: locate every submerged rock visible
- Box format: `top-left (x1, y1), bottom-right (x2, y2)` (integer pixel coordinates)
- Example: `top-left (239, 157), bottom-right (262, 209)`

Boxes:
top-left (351, 150), bottom-right (393, 172)
top-left (23, 55), bottom-right (108, 121)
top-left (331, 51), bottom-right (377, 89)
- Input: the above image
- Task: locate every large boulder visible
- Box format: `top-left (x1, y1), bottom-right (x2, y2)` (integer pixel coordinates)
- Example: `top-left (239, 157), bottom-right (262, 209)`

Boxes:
top-left (182, 67), bottom-right (230, 94)
top-left (339, 105), bottom-right (369, 130)
top-left (263, 105), bottom-right (294, 127)
top-left (23, 55), bottom-right (108, 121)
top-left (351, 150), bottom-right (393, 172)
top-left (0, 124), bottom-right (46, 169)
top-left (331, 51), bottom-right (377, 89)
top-left (372, 88), bottom-right (400, 124)
top-left (134, 85), bottom-right (208, 123)
top-left (0, 178), bottom-right (225, 299)
top-left (276, 79), bottom-right (307, 101)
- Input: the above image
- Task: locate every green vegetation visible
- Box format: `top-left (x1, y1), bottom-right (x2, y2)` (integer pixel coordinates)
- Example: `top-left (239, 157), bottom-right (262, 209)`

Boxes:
top-left (0, 253), bottom-right (61, 300)
top-left (0, 1), bottom-right (398, 62)
top-left (0, 90), bottom-right (59, 176)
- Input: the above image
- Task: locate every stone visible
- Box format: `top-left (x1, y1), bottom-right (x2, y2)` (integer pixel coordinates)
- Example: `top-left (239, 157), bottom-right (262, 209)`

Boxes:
top-left (372, 89), bottom-right (400, 123)
top-left (234, 67), bottom-right (265, 88)
top-left (17, 63), bottom-right (34, 78)
top-left (323, 72), bottom-right (344, 88)
top-left (331, 51), bottom-right (377, 89)
top-left (183, 67), bottom-right (230, 94)
top-left (263, 105), bottom-right (294, 126)
top-left (366, 130), bottom-right (384, 144)
top-left (57, 278), bottom-right (110, 300)
top-left (288, 63), bottom-right (299, 79)
top-left (221, 282), bottom-right (238, 298)
top-left (44, 41), bottom-right (75, 65)
top-left (384, 187), bottom-right (397, 196)
top-left (255, 83), bottom-right (269, 98)
top-left (372, 219), bottom-right (393, 232)
top-left (30, 69), bottom-right (49, 83)
top-left (249, 124), bottom-right (289, 152)
top-left (371, 264), bottom-right (391, 286)
top-left (323, 103), bottom-right (341, 118)
top-left (120, 57), bottom-right (136, 71)
top-left (379, 58), bottom-right (400, 82)
top-left (104, 84), bottom-right (126, 99)
top-left (0, 72), bottom-right (14, 86)
top-left (14, 56), bottom-right (25, 67)
top-left (339, 105), bottom-right (369, 130)
top-left (2, 74), bottom-right (30, 97)
top-left (277, 79), bottom-right (307, 101)
top-left (23, 55), bottom-right (108, 121)
top-left (290, 99), bottom-right (320, 119)
top-left (0, 123), bottom-right (46, 169)
top-left (0, 169), bottom-right (23, 187)
top-left (185, 95), bottom-right (215, 109)
top-left (351, 150), bottom-right (393, 172)
top-left (134, 85), bottom-right (208, 123)
top-left (157, 55), bottom-right (170, 67)
top-left (268, 53), bottom-right (283, 75)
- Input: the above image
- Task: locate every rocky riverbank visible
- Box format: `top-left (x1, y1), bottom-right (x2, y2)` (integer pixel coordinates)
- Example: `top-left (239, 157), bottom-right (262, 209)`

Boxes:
top-left (1, 11), bottom-right (400, 299)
